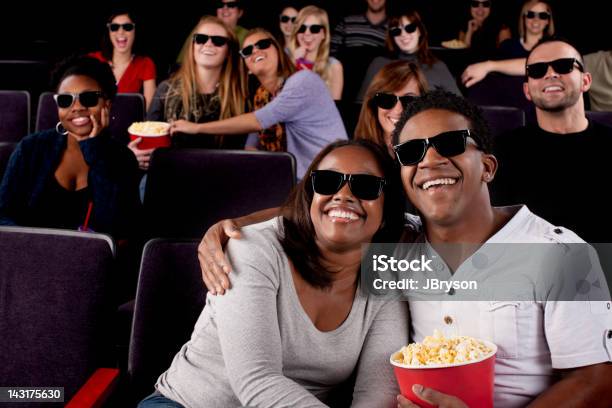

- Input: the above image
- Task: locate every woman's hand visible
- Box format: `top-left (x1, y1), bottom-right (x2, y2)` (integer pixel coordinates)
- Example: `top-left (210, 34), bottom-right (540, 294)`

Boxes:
top-left (170, 119), bottom-right (200, 135)
top-left (467, 19), bottom-right (480, 34)
top-left (461, 61), bottom-right (491, 88)
top-left (397, 385), bottom-right (468, 408)
top-left (127, 137), bottom-right (155, 170)
top-left (88, 105), bottom-right (110, 138)
top-left (198, 219), bottom-right (243, 295)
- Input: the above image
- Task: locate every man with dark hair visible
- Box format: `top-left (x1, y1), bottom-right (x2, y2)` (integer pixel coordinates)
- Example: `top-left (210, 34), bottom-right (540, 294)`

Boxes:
top-left (330, 0), bottom-right (388, 101)
top-left (390, 89), bottom-right (612, 408)
top-left (493, 38), bottom-right (612, 242)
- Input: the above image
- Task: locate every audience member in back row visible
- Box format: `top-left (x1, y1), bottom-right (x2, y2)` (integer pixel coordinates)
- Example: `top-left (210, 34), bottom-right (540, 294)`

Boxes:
top-left (215, 0), bottom-right (249, 46)
top-left (498, 0), bottom-right (555, 59)
top-left (0, 56), bottom-right (140, 238)
top-left (331, 0), bottom-right (388, 102)
top-left (584, 49), bottom-right (612, 112)
top-left (139, 139), bottom-right (408, 408)
top-left (493, 38), bottom-right (612, 242)
top-left (144, 16), bottom-right (246, 164)
top-left (355, 60), bottom-right (428, 156)
top-left (461, 0), bottom-right (555, 87)
top-left (89, 9), bottom-right (157, 110)
top-left (176, 0), bottom-right (249, 65)
top-left (170, 28), bottom-right (347, 180)
top-left (276, 3), bottom-right (299, 51)
top-left (459, 0), bottom-right (510, 61)
top-left (289, 6), bottom-right (343, 100)
top-left (357, 8), bottom-right (460, 103)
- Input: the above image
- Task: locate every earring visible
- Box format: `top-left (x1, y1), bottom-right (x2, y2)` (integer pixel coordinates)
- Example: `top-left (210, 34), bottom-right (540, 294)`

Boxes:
top-left (484, 173), bottom-right (492, 182)
top-left (55, 122), bottom-right (69, 135)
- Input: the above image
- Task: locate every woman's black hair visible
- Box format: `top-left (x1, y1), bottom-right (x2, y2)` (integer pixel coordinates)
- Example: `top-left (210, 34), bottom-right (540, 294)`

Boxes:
top-left (100, 8), bottom-right (141, 61)
top-left (280, 139), bottom-right (405, 289)
top-left (391, 89), bottom-right (493, 154)
top-left (51, 55), bottom-right (117, 101)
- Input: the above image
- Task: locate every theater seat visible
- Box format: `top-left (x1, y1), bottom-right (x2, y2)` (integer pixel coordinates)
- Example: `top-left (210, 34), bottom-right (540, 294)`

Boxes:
top-left (0, 90), bottom-right (30, 143)
top-left (0, 226), bottom-right (120, 407)
top-left (479, 106), bottom-right (526, 138)
top-left (586, 110), bottom-right (612, 128)
top-left (36, 92), bottom-right (145, 144)
top-left (144, 148), bottom-right (296, 239)
top-left (128, 238), bottom-right (204, 403)
top-left (0, 142), bottom-right (16, 181)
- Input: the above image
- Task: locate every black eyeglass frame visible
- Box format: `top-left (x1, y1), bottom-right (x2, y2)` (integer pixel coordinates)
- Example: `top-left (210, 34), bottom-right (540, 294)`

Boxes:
top-left (239, 38), bottom-right (274, 58)
top-left (392, 129), bottom-right (478, 166)
top-left (525, 57), bottom-right (584, 79)
top-left (192, 34), bottom-right (230, 47)
top-left (107, 23), bottom-right (135, 32)
top-left (310, 170), bottom-right (387, 201)
top-left (389, 23), bottom-right (418, 37)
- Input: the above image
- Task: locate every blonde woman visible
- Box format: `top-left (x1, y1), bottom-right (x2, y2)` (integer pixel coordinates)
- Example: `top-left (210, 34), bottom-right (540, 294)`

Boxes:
top-left (137, 16), bottom-right (246, 169)
top-left (499, 0), bottom-right (555, 58)
top-left (288, 6), bottom-right (343, 100)
top-left (462, 0), bottom-right (555, 87)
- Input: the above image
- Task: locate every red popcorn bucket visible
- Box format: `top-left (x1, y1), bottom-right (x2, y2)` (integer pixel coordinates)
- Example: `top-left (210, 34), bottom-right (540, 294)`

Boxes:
top-left (390, 340), bottom-right (497, 408)
top-left (128, 121), bottom-right (171, 149)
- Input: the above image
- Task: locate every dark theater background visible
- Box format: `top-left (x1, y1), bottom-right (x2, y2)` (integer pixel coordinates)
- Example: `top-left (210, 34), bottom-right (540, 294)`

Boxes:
top-left (1, 0), bottom-right (607, 80)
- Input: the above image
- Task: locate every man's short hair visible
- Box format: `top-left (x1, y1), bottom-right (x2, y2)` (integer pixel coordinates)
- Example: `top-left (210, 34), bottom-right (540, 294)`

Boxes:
top-left (391, 89), bottom-right (493, 154)
top-left (526, 36), bottom-right (584, 65)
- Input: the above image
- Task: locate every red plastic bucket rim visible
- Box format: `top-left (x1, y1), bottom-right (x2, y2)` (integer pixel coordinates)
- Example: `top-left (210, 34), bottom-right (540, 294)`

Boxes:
top-left (390, 339), bottom-right (497, 369)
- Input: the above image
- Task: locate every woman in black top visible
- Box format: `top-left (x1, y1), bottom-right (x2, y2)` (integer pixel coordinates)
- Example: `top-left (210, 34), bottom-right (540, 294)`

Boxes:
top-left (0, 56), bottom-right (140, 238)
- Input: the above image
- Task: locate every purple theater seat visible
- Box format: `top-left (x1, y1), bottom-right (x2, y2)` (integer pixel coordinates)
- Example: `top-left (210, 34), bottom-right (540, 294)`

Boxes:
top-left (128, 238), bottom-right (204, 403)
top-left (586, 110), bottom-right (612, 128)
top-left (0, 226), bottom-right (117, 407)
top-left (0, 90), bottom-right (30, 143)
top-left (0, 142), bottom-right (16, 181)
top-left (479, 105), bottom-right (526, 138)
top-left (36, 92), bottom-right (145, 144)
top-left (143, 148), bottom-right (296, 239)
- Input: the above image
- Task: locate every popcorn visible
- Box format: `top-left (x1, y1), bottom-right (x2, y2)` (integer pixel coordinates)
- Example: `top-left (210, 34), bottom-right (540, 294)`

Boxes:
top-left (392, 330), bottom-right (493, 366)
top-left (441, 39), bottom-right (467, 49)
top-left (128, 121), bottom-right (170, 136)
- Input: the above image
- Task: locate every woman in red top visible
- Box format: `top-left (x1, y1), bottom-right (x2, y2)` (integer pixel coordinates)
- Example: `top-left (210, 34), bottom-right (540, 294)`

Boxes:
top-left (90, 9), bottom-right (157, 110)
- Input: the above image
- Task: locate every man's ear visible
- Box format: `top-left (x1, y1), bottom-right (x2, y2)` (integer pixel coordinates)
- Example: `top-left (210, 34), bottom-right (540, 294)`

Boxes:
top-left (581, 71), bottom-right (592, 93)
top-left (482, 153), bottom-right (498, 183)
top-left (523, 81), bottom-right (532, 102)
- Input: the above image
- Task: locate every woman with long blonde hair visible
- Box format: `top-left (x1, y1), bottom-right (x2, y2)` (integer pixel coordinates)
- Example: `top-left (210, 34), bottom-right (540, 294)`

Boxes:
top-left (142, 16), bottom-right (246, 159)
top-left (169, 28), bottom-right (347, 180)
top-left (499, 0), bottom-right (555, 58)
top-left (288, 6), bottom-right (343, 100)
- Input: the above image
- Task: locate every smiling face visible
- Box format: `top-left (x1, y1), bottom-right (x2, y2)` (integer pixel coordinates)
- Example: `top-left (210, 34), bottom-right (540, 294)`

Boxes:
top-left (524, 41), bottom-right (591, 112)
top-left (378, 78), bottom-right (421, 145)
top-left (297, 15), bottom-right (325, 54)
top-left (280, 7), bottom-right (298, 37)
top-left (242, 32), bottom-right (279, 78)
top-left (397, 109), bottom-right (495, 227)
top-left (392, 16), bottom-right (421, 54)
top-left (367, 0), bottom-right (386, 13)
top-left (192, 22), bottom-right (230, 70)
top-left (216, 0), bottom-right (243, 29)
top-left (310, 146), bottom-right (385, 252)
top-left (525, 2), bottom-right (550, 36)
top-left (471, 0), bottom-right (491, 22)
top-left (109, 14), bottom-right (135, 54)
top-left (57, 75), bottom-right (109, 138)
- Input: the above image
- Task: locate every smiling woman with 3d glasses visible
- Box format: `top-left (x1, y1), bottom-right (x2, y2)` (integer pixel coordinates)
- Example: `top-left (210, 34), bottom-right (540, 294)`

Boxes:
top-left (0, 56), bottom-right (140, 238)
top-left (138, 139), bottom-right (408, 408)
top-left (357, 8), bottom-right (460, 103)
top-left (170, 28), bottom-right (347, 180)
